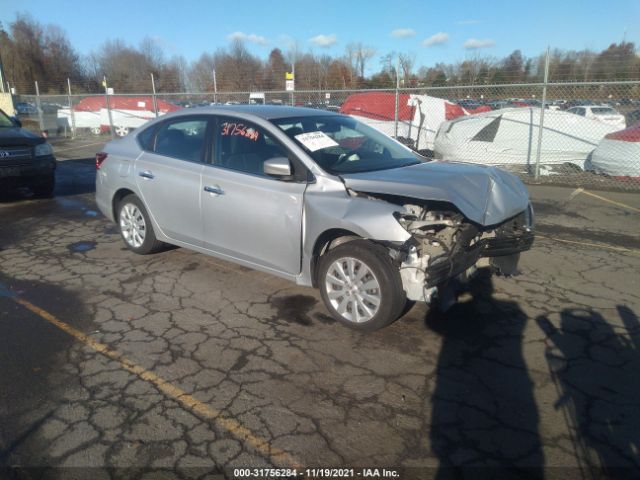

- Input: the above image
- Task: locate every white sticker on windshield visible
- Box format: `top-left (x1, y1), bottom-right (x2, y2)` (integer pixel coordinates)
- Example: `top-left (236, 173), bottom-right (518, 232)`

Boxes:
top-left (294, 131), bottom-right (339, 152)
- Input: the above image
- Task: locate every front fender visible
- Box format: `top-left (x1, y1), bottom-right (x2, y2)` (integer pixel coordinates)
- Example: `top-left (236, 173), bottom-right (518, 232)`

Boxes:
top-left (297, 187), bottom-right (410, 286)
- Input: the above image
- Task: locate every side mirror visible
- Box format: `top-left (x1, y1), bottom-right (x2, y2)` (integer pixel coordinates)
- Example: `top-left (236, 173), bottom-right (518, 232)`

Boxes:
top-left (11, 116), bottom-right (22, 128)
top-left (264, 156), bottom-right (292, 178)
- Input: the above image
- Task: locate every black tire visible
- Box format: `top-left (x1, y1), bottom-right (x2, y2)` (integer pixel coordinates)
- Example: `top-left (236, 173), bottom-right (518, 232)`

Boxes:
top-left (32, 175), bottom-right (55, 198)
top-left (317, 239), bottom-right (406, 331)
top-left (117, 194), bottom-right (164, 254)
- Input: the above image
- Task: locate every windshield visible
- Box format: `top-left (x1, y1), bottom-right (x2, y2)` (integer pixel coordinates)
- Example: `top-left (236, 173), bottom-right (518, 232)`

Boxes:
top-left (272, 115), bottom-right (421, 175)
top-left (0, 109), bottom-right (14, 127)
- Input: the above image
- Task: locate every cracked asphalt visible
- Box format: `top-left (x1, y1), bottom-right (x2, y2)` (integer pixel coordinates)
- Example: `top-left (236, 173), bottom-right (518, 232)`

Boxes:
top-left (1, 149), bottom-right (639, 479)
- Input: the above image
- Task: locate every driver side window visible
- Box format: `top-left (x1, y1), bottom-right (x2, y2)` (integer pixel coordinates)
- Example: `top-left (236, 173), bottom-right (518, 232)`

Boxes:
top-left (214, 117), bottom-right (290, 177)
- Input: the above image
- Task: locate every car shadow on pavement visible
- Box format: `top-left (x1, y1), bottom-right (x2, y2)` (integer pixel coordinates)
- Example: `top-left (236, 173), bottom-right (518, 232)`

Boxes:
top-left (425, 269), bottom-right (545, 479)
top-left (54, 158), bottom-right (96, 197)
top-left (0, 273), bottom-right (96, 471)
top-left (536, 306), bottom-right (640, 479)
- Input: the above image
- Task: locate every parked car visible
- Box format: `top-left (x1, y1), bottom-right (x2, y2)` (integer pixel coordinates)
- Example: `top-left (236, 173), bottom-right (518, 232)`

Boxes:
top-left (545, 100), bottom-right (566, 111)
top-left (488, 100), bottom-right (510, 110)
top-left (434, 107), bottom-right (618, 169)
top-left (57, 96), bottom-right (181, 137)
top-left (457, 100), bottom-right (483, 110)
top-left (625, 109), bottom-right (640, 127)
top-left (41, 102), bottom-right (63, 114)
top-left (586, 124), bottom-right (640, 178)
top-left (561, 100), bottom-right (597, 110)
top-left (0, 108), bottom-right (56, 197)
top-left (96, 106), bottom-right (534, 330)
top-left (567, 105), bottom-right (626, 129)
top-left (340, 92), bottom-right (486, 153)
top-left (14, 102), bottom-right (38, 116)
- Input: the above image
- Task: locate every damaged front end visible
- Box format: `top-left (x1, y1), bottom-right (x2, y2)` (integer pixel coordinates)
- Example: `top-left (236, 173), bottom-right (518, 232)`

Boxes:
top-left (338, 160), bottom-right (535, 310)
top-left (392, 202), bottom-right (534, 305)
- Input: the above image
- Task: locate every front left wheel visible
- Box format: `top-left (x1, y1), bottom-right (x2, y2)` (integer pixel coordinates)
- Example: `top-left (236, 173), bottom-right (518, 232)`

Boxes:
top-left (317, 239), bottom-right (407, 331)
top-left (117, 194), bottom-right (164, 254)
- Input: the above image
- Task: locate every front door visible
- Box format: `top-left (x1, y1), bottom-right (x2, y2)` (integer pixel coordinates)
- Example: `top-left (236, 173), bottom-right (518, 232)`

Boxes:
top-left (201, 116), bottom-right (307, 275)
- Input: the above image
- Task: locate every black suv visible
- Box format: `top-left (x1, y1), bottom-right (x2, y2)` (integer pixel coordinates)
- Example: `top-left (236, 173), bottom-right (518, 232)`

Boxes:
top-left (0, 108), bottom-right (56, 197)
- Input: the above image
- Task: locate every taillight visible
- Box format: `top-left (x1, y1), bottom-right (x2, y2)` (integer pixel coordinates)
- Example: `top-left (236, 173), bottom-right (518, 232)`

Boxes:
top-left (96, 152), bottom-right (108, 170)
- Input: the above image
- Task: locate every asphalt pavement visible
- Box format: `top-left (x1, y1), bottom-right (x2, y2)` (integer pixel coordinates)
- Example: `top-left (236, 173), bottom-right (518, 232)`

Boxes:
top-left (0, 149), bottom-right (639, 479)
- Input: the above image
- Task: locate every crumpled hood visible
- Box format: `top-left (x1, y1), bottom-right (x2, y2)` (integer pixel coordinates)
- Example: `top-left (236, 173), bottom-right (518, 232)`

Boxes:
top-left (340, 160), bottom-right (530, 226)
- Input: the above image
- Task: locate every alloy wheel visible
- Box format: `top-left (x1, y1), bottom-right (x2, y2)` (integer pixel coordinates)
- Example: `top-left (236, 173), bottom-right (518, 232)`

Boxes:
top-left (119, 203), bottom-right (146, 248)
top-left (115, 126), bottom-right (130, 137)
top-left (324, 256), bottom-right (381, 323)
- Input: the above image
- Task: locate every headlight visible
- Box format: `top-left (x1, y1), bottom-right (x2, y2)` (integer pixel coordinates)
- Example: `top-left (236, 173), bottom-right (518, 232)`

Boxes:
top-left (35, 143), bottom-right (53, 156)
top-left (524, 203), bottom-right (535, 229)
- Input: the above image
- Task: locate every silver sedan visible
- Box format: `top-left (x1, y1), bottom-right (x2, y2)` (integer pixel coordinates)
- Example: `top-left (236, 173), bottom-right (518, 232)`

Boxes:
top-left (96, 106), bottom-right (534, 330)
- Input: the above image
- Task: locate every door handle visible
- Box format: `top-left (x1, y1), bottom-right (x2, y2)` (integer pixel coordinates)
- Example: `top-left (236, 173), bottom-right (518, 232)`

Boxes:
top-left (139, 170), bottom-right (154, 179)
top-left (204, 185), bottom-right (224, 195)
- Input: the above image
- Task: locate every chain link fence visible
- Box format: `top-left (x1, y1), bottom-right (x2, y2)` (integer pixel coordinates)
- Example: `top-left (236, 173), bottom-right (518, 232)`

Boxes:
top-left (10, 79), bottom-right (640, 191)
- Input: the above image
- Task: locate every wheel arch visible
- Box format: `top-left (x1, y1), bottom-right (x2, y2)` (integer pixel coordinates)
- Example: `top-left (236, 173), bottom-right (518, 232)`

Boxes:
top-left (111, 188), bottom-right (136, 222)
top-left (310, 228), bottom-right (361, 287)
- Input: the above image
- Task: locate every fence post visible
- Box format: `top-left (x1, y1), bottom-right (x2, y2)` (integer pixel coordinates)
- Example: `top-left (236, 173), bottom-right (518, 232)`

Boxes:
top-left (103, 76), bottom-right (115, 139)
top-left (67, 78), bottom-right (76, 138)
top-left (534, 47), bottom-right (550, 179)
top-left (151, 73), bottom-right (159, 118)
top-left (213, 68), bottom-right (218, 104)
top-left (394, 55), bottom-right (400, 138)
top-left (34, 80), bottom-right (45, 134)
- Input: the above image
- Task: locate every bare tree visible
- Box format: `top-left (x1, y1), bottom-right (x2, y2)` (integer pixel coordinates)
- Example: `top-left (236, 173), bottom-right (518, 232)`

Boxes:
top-left (399, 53), bottom-right (415, 85)
top-left (344, 42), bottom-right (375, 86)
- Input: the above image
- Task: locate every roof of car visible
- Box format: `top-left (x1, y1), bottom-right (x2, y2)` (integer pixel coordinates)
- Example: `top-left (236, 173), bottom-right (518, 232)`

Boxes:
top-left (182, 104), bottom-right (341, 120)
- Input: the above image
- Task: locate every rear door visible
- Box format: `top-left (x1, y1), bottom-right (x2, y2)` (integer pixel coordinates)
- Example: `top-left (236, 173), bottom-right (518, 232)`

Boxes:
top-left (135, 116), bottom-right (210, 246)
top-left (201, 116), bottom-right (308, 275)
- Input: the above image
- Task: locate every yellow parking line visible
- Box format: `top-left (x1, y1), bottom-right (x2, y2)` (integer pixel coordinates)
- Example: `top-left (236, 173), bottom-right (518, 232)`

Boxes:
top-left (570, 188), bottom-right (640, 213)
top-left (536, 233), bottom-right (640, 256)
top-left (12, 296), bottom-right (300, 468)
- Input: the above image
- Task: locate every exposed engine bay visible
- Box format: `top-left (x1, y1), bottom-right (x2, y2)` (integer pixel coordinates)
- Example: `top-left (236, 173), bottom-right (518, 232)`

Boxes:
top-left (390, 201), bottom-right (534, 305)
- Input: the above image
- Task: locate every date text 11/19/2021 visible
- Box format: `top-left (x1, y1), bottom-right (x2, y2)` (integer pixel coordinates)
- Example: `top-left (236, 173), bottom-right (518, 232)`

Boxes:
top-left (233, 468), bottom-right (400, 478)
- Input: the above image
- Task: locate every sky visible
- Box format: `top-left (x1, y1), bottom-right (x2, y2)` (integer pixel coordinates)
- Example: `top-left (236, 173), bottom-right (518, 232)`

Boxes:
top-left (1, 0), bottom-right (639, 75)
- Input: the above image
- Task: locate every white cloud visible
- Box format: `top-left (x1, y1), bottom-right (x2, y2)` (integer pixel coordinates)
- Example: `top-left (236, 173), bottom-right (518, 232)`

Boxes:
top-left (277, 34), bottom-right (296, 50)
top-left (422, 32), bottom-right (449, 47)
top-left (227, 31), bottom-right (268, 45)
top-left (463, 38), bottom-right (495, 49)
top-left (309, 34), bottom-right (338, 47)
top-left (391, 28), bottom-right (416, 38)
top-left (456, 19), bottom-right (480, 25)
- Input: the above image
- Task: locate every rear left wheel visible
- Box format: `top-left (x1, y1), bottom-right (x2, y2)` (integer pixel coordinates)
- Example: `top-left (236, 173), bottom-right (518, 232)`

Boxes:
top-left (117, 194), bottom-right (164, 254)
top-left (317, 239), bottom-right (407, 331)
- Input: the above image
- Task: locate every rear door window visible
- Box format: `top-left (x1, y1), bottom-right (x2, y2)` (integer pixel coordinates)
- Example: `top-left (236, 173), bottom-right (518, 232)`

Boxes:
top-left (154, 118), bottom-right (208, 162)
